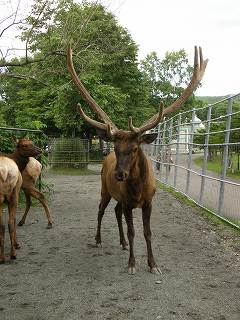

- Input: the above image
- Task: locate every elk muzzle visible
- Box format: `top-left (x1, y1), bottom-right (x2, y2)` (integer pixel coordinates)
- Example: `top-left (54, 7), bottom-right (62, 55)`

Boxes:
top-left (114, 168), bottom-right (128, 182)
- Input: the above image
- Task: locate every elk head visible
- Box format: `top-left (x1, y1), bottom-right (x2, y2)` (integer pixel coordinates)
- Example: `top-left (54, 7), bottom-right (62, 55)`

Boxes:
top-left (67, 45), bottom-right (208, 181)
top-left (13, 138), bottom-right (42, 158)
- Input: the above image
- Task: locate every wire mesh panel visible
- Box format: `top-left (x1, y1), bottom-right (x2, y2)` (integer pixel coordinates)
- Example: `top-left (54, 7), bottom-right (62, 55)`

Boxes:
top-left (48, 138), bottom-right (89, 167)
top-left (145, 93), bottom-right (240, 228)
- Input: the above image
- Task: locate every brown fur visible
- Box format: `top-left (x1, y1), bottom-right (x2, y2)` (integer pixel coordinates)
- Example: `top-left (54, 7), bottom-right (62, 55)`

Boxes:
top-left (0, 157), bottom-right (22, 262)
top-left (67, 44), bottom-right (208, 274)
top-left (4, 139), bottom-right (53, 228)
top-left (96, 131), bottom-right (160, 274)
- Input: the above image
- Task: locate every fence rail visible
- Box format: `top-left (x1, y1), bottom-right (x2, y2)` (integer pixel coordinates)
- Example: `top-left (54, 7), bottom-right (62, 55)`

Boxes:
top-left (143, 93), bottom-right (240, 228)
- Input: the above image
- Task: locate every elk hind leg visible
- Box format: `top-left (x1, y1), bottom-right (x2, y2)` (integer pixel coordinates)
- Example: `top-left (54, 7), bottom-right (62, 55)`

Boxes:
top-left (0, 200), bottom-right (5, 263)
top-left (27, 187), bottom-right (53, 228)
top-left (7, 189), bottom-right (19, 259)
top-left (142, 202), bottom-right (161, 274)
top-left (95, 193), bottom-right (111, 247)
top-left (115, 202), bottom-right (128, 250)
top-left (18, 190), bottom-right (31, 226)
top-left (123, 208), bottom-right (136, 275)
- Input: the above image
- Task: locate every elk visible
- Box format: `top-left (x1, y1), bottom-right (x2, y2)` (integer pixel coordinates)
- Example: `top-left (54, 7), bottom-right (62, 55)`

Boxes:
top-left (19, 156), bottom-right (53, 228)
top-left (0, 157), bottom-right (22, 262)
top-left (3, 138), bottom-right (53, 229)
top-left (67, 45), bottom-right (208, 274)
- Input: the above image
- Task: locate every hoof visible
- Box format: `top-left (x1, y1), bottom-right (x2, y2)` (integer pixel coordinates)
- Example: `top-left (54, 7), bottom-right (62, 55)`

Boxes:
top-left (96, 243), bottom-right (102, 248)
top-left (15, 243), bottom-right (21, 250)
top-left (10, 255), bottom-right (17, 260)
top-left (18, 221), bottom-right (24, 227)
top-left (47, 223), bottom-right (53, 229)
top-left (150, 266), bottom-right (162, 275)
top-left (128, 266), bottom-right (136, 275)
top-left (122, 246), bottom-right (128, 251)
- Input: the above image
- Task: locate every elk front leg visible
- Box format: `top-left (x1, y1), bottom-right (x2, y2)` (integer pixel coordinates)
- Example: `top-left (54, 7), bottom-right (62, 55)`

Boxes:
top-left (123, 207), bottom-right (135, 274)
top-left (115, 202), bottom-right (128, 250)
top-left (95, 194), bottom-right (111, 247)
top-left (142, 201), bottom-right (161, 274)
top-left (0, 203), bottom-right (5, 263)
top-left (7, 199), bottom-right (18, 259)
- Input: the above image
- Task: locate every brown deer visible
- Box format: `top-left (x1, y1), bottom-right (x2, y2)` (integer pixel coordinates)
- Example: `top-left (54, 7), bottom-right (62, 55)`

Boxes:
top-left (19, 156), bottom-right (53, 228)
top-left (67, 45), bottom-right (208, 274)
top-left (3, 138), bottom-right (53, 229)
top-left (0, 157), bottom-right (22, 262)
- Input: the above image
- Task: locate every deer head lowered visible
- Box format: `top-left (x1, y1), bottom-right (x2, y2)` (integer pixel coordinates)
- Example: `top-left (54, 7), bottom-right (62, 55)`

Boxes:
top-left (67, 44), bottom-right (208, 274)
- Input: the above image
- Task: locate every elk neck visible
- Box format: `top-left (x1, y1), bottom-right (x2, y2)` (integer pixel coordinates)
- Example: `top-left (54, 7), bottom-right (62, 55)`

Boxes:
top-left (125, 148), bottom-right (148, 204)
top-left (10, 150), bottom-right (30, 173)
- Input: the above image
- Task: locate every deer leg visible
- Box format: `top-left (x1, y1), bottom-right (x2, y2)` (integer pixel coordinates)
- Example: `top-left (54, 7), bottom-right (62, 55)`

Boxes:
top-left (142, 202), bottom-right (161, 274)
top-left (27, 187), bottom-right (53, 229)
top-left (0, 202), bottom-right (5, 263)
top-left (7, 191), bottom-right (18, 259)
top-left (18, 190), bottom-right (31, 226)
top-left (123, 207), bottom-right (136, 274)
top-left (115, 202), bottom-right (128, 250)
top-left (95, 194), bottom-right (111, 247)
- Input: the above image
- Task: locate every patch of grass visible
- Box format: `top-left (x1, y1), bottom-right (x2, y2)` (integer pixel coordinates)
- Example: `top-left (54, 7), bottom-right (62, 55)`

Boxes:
top-left (158, 182), bottom-right (240, 231)
top-left (48, 167), bottom-right (98, 175)
top-left (194, 155), bottom-right (240, 179)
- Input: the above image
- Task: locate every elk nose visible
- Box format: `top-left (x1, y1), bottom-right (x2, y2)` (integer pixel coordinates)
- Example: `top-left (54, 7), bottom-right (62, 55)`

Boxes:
top-left (35, 146), bottom-right (42, 155)
top-left (115, 170), bottom-right (127, 181)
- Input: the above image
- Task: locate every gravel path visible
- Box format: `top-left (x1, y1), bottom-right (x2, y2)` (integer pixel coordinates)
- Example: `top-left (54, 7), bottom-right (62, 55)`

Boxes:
top-left (0, 170), bottom-right (239, 320)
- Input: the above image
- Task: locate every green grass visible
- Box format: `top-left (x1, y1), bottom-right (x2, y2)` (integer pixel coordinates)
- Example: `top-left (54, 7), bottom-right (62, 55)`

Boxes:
top-left (194, 154), bottom-right (240, 179)
top-left (48, 167), bottom-right (98, 175)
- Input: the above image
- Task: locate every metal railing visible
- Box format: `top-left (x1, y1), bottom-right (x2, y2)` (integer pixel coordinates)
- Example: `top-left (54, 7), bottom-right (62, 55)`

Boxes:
top-left (143, 93), bottom-right (240, 228)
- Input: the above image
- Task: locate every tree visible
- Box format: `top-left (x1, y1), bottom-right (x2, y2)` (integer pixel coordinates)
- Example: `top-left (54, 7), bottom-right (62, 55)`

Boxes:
top-left (140, 49), bottom-right (204, 116)
top-left (0, 1), bottom-right (152, 137)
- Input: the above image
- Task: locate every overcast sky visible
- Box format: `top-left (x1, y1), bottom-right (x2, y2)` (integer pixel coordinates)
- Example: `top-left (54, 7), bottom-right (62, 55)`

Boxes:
top-left (109, 0), bottom-right (240, 96)
top-left (1, 0), bottom-right (240, 96)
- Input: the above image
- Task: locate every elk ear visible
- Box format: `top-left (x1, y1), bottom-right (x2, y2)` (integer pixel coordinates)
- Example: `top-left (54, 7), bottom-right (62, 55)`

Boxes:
top-left (12, 136), bottom-right (18, 144)
top-left (96, 129), bottom-right (113, 142)
top-left (139, 133), bottom-right (158, 144)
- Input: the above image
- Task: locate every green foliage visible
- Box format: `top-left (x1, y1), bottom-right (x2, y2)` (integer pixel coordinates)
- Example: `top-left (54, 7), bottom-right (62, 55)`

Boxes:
top-left (140, 49), bottom-right (204, 116)
top-left (1, 1), bottom-right (153, 136)
top-left (0, 0), bottom-right (211, 138)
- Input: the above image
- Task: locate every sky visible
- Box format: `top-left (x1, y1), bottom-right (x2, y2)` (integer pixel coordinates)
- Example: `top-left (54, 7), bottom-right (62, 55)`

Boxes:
top-left (1, 0), bottom-right (240, 97)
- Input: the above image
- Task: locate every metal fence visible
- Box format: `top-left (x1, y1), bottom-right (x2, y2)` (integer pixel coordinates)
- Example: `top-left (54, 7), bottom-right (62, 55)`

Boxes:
top-left (143, 93), bottom-right (240, 228)
top-left (47, 137), bottom-right (105, 167)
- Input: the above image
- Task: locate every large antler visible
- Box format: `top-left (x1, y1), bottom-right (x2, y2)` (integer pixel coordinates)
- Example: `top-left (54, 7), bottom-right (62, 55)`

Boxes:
top-left (67, 44), bottom-right (118, 134)
top-left (142, 46), bottom-right (208, 126)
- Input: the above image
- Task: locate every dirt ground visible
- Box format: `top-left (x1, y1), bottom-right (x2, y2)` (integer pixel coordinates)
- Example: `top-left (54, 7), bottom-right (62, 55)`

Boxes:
top-left (0, 169), bottom-right (240, 320)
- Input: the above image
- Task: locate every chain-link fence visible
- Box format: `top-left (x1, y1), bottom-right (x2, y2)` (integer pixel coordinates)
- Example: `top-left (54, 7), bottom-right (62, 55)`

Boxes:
top-left (47, 137), bottom-right (106, 167)
top-left (143, 93), bottom-right (240, 228)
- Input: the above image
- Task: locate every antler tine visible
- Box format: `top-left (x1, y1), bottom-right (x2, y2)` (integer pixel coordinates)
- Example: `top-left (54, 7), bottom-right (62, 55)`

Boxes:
top-left (77, 103), bottom-right (118, 137)
top-left (163, 46), bottom-right (208, 116)
top-left (67, 44), bottom-right (118, 131)
top-left (142, 46), bottom-right (208, 125)
top-left (77, 103), bottom-right (107, 131)
top-left (128, 102), bottom-right (164, 134)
